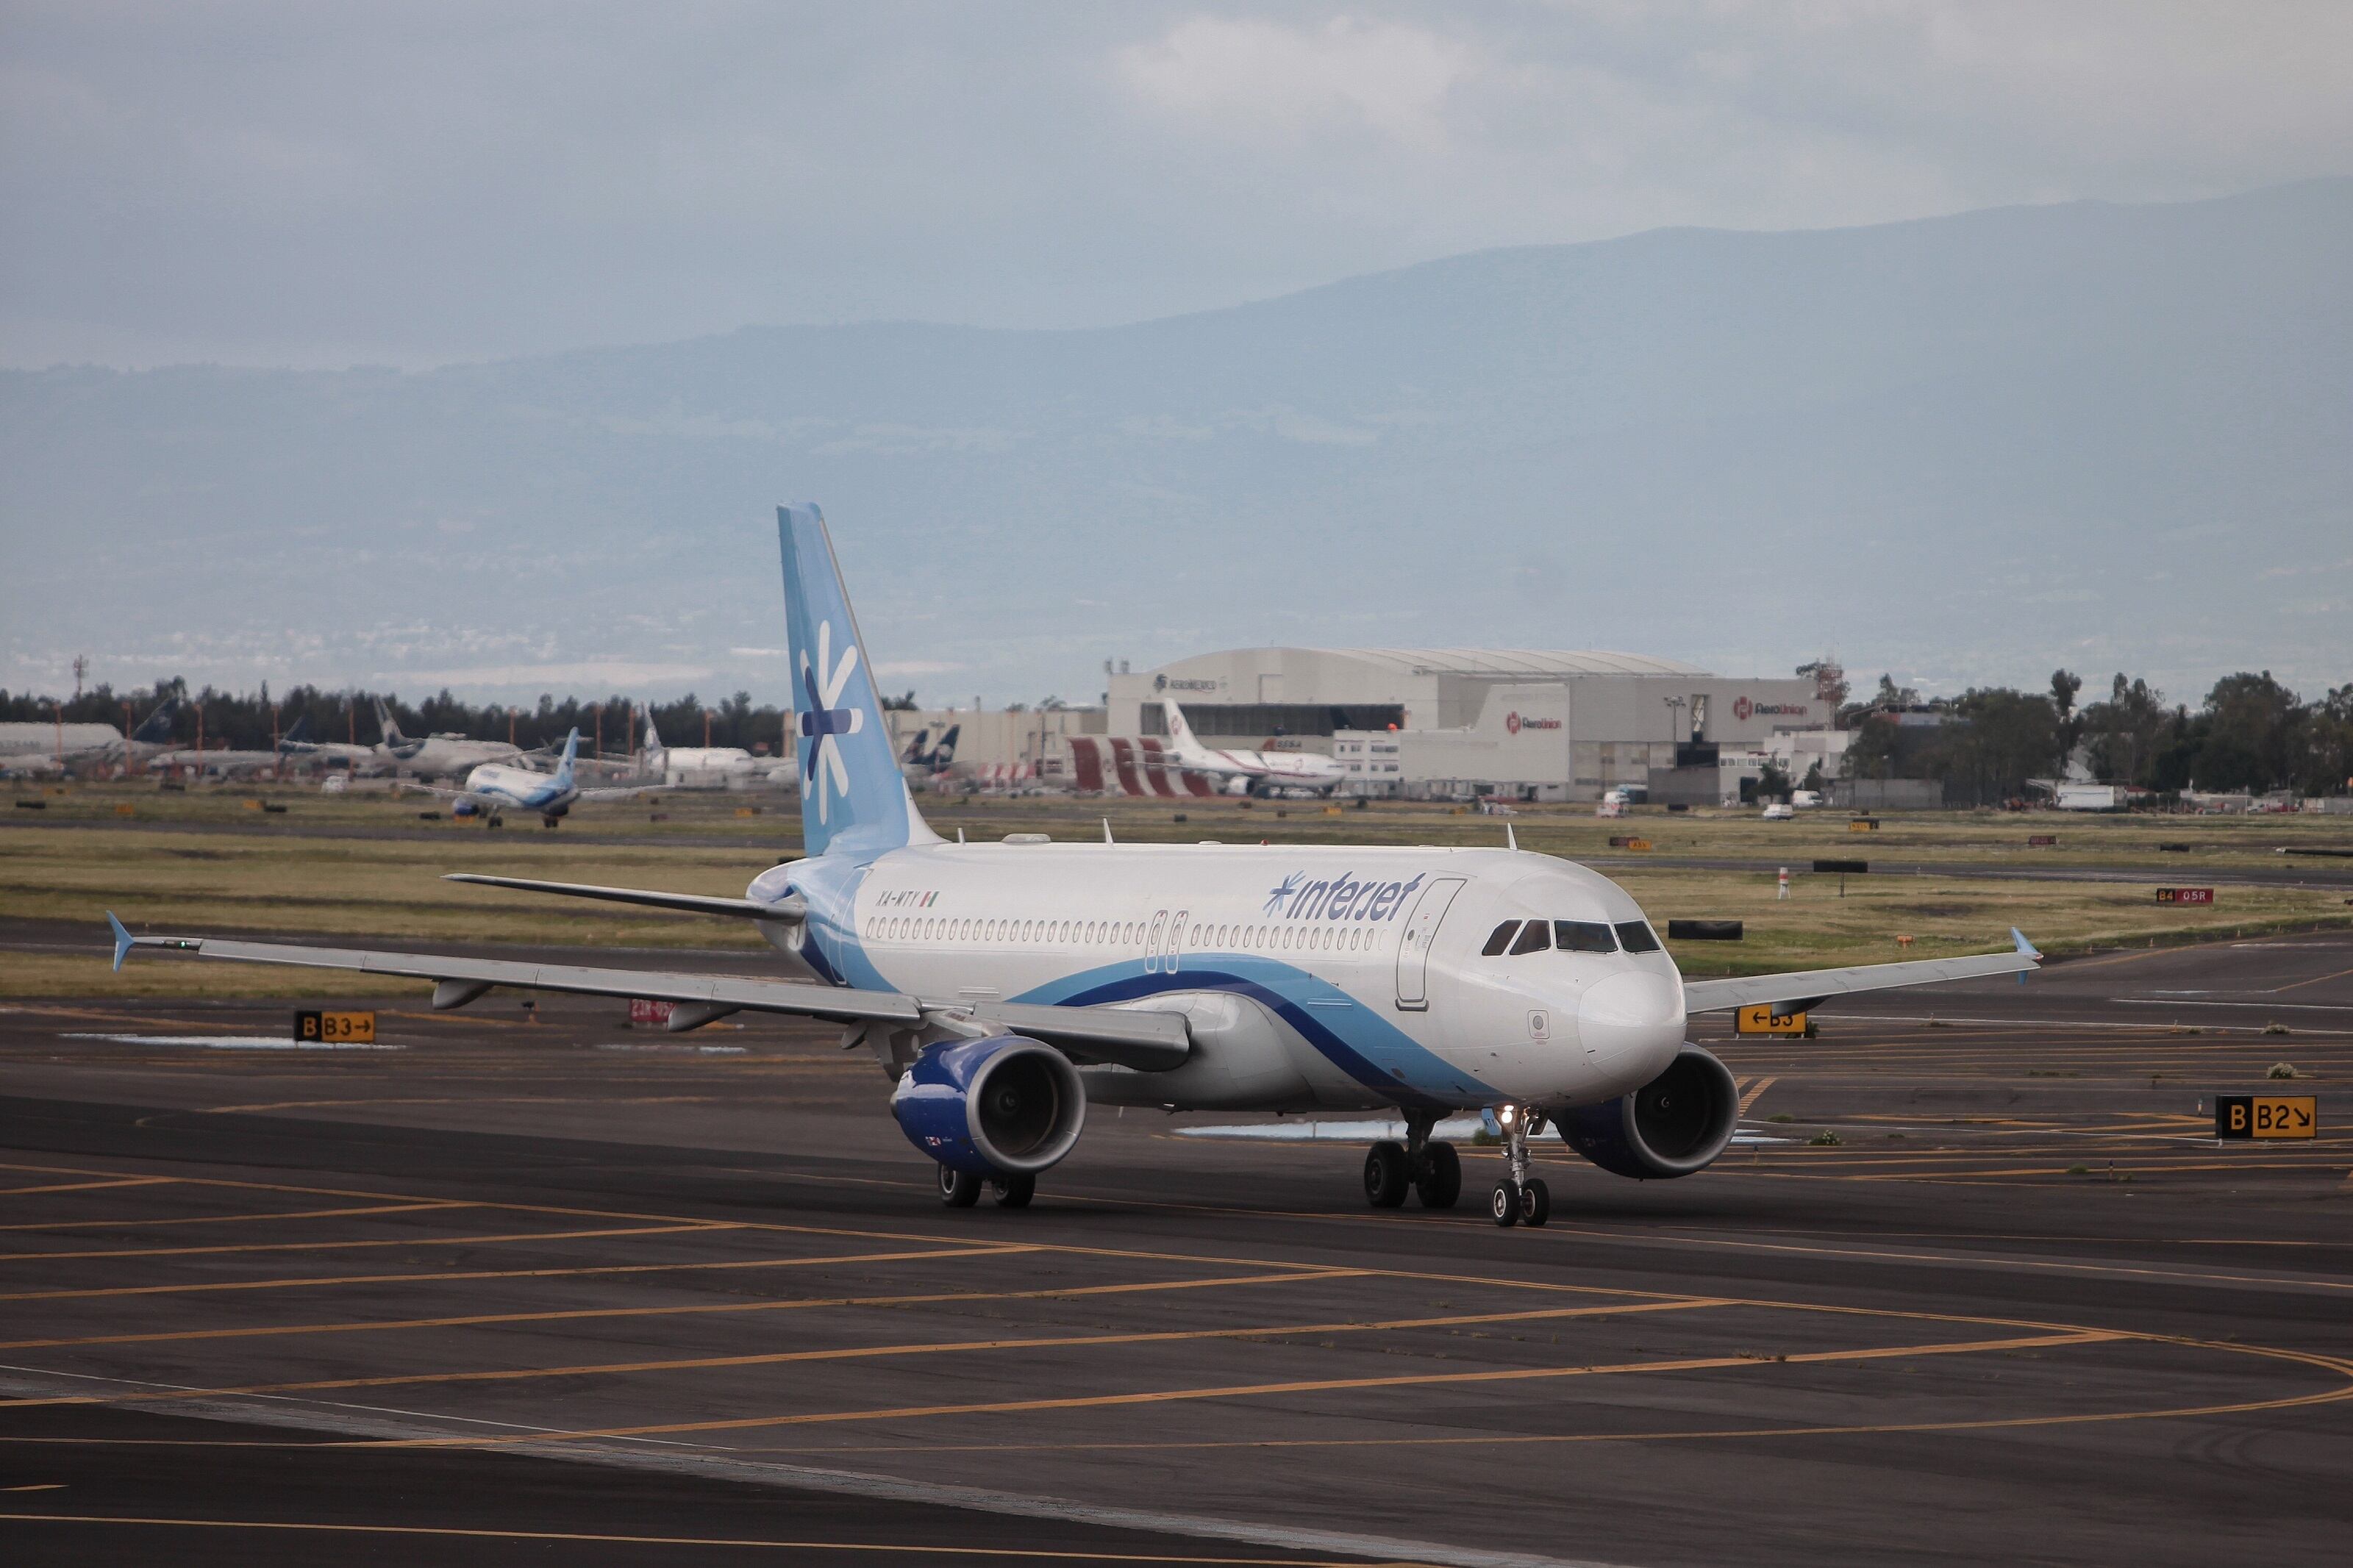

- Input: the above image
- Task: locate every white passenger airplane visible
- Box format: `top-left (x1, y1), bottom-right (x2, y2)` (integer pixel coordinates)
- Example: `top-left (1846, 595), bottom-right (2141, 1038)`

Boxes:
top-left (374, 699), bottom-right (524, 778)
top-left (1159, 698), bottom-right (1348, 796)
top-left (110, 505), bottom-right (2040, 1224)
top-left (637, 706), bottom-right (760, 787)
top-left (400, 729), bottom-right (662, 827)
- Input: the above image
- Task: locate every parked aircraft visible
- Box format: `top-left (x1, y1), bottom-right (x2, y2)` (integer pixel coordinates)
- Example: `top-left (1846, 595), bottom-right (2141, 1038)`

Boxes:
top-left (901, 723), bottom-right (960, 782)
top-left (112, 505), bottom-right (2039, 1224)
top-left (638, 706), bottom-right (760, 787)
top-left (374, 699), bottom-right (524, 778)
top-left (0, 698), bottom-right (181, 773)
top-left (1158, 699), bottom-right (1347, 797)
top-left (397, 728), bottom-right (663, 827)
top-left (276, 714), bottom-right (388, 774)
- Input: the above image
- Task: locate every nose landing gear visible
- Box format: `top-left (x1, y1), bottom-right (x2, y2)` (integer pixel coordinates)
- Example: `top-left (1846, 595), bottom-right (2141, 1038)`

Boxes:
top-left (1488, 1104), bottom-right (1550, 1228)
top-left (1363, 1112), bottom-right (1462, 1210)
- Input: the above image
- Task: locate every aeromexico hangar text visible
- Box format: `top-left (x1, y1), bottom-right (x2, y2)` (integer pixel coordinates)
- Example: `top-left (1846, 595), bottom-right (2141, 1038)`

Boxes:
top-left (110, 503), bottom-right (2041, 1228)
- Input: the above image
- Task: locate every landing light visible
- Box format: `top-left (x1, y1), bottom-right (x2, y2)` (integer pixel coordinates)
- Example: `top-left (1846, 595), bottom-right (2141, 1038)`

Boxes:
top-left (1497, 1103), bottom-right (1518, 1129)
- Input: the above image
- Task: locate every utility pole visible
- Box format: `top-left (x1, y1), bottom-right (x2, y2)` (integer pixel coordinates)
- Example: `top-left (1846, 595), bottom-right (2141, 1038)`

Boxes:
top-left (122, 701), bottom-right (135, 778)
top-left (592, 704), bottom-right (602, 762)
top-left (72, 656), bottom-right (87, 699)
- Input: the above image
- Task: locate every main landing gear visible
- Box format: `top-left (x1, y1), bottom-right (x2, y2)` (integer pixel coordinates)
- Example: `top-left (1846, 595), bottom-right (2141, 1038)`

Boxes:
top-left (938, 1165), bottom-right (1035, 1209)
top-left (1488, 1103), bottom-right (1550, 1228)
top-left (540, 815), bottom-right (562, 829)
top-left (1364, 1111), bottom-right (1462, 1210)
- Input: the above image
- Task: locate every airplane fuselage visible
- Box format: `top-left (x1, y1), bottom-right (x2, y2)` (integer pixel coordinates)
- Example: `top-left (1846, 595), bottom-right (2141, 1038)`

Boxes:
top-left (393, 736), bottom-right (521, 778)
top-left (462, 760), bottom-right (576, 816)
top-left (745, 842), bottom-right (1686, 1114)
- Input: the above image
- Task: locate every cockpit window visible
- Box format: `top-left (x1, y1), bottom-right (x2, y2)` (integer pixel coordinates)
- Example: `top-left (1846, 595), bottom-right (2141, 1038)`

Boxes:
top-left (1554, 920), bottom-right (1618, 953)
top-left (1615, 920), bottom-right (1663, 953)
top-left (1509, 920), bottom-right (1552, 956)
top-left (1481, 920), bottom-right (1521, 956)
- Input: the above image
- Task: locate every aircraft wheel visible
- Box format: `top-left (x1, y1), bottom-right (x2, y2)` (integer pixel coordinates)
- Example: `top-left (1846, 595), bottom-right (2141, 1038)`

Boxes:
top-left (1415, 1142), bottom-right (1461, 1209)
top-left (486, 816), bottom-right (503, 830)
top-left (1363, 1141), bottom-right (1410, 1209)
top-left (993, 1173), bottom-right (1035, 1209)
top-left (938, 1165), bottom-right (982, 1208)
top-left (1490, 1181), bottom-right (1521, 1228)
top-left (1517, 1178), bottom-right (1551, 1228)
top-left (542, 816), bottom-right (560, 829)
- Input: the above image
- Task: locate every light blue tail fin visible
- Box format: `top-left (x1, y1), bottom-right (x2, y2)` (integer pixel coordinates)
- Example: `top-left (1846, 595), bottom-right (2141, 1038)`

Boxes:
top-left (553, 728), bottom-right (579, 789)
top-left (779, 504), bottom-right (938, 858)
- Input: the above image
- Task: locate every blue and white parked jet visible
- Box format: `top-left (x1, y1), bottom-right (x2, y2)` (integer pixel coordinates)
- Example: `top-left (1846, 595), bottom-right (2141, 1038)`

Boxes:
top-left (110, 505), bottom-right (2041, 1223)
top-left (401, 729), bottom-right (663, 828)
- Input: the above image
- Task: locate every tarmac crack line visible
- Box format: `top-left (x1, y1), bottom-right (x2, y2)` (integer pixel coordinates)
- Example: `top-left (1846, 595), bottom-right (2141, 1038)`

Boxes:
top-left (370, 1331), bottom-right (2122, 1446)
top-left (0, 1267), bottom-right (1374, 1355)
top-left (0, 1513), bottom-right (1421, 1565)
top-left (3, 1297), bottom-right (1727, 1408)
top-left (0, 1241), bottom-right (1045, 1306)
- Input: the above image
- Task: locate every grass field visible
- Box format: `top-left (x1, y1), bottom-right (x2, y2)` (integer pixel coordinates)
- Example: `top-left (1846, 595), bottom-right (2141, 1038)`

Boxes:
top-left (6, 778), bottom-right (2349, 998)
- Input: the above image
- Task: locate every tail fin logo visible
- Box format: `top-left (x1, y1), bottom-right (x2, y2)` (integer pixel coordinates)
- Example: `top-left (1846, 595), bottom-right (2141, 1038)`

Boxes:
top-left (798, 619), bottom-right (866, 823)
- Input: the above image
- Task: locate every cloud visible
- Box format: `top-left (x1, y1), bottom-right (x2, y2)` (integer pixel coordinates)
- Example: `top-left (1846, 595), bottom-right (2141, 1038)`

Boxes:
top-left (1, 4), bottom-right (2347, 368)
top-left (1115, 15), bottom-right (1471, 147)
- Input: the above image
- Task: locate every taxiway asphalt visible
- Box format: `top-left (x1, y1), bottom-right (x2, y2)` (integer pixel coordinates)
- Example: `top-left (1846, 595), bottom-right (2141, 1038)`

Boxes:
top-left (1, 936), bottom-right (2349, 1566)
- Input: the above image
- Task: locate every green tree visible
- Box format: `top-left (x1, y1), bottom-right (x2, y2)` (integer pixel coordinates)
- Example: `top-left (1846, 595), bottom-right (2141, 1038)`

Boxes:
top-left (2079, 674), bottom-right (2170, 785)
top-left (2198, 672), bottom-right (2303, 792)
top-left (1923, 688), bottom-right (2063, 806)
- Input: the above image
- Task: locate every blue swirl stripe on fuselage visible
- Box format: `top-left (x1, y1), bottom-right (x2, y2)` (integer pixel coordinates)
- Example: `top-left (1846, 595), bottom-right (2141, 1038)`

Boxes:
top-left (1013, 955), bottom-right (1497, 1109)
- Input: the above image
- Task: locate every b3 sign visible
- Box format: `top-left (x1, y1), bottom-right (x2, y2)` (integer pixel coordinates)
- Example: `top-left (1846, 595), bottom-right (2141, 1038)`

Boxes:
top-left (2214, 1095), bottom-right (2316, 1140)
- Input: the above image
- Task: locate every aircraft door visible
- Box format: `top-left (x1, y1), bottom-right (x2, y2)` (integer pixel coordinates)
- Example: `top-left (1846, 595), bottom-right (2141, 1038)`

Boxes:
top-left (1165, 909), bottom-right (1189, 974)
top-left (1145, 909), bottom-right (1169, 973)
top-left (1393, 876), bottom-right (1466, 1012)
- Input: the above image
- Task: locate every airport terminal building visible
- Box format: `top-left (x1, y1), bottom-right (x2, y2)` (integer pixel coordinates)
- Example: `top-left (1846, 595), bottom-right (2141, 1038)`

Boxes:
top-left (1107, 648), bottom-right (1829, 802)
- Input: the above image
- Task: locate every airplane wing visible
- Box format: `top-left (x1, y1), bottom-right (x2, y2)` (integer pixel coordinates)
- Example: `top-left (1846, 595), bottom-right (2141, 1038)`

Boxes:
top-left (392, 779), bottom-right (471, 802)
top-left (1681, 929), bottom-right (2041, 1014)
top-left (103, 914), bottom-right (1188, 1072)
top-left (574, 784), bottom-right (671, 801)
top-left (442, 873), bottom-right (793, 920)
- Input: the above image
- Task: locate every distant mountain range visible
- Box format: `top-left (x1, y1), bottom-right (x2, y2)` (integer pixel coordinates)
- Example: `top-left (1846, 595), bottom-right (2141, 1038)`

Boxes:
top-left (4, 179), bottom-right (2346, 708)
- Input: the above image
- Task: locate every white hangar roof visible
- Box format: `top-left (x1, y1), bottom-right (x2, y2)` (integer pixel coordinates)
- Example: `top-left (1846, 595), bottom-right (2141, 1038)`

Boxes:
top-left (1310, 648), bottom-right (1710, 679)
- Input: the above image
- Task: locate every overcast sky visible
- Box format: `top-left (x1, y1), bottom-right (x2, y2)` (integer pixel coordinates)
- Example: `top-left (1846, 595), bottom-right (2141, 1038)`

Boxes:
top-left (4, 1), bottom-right (2349, 368)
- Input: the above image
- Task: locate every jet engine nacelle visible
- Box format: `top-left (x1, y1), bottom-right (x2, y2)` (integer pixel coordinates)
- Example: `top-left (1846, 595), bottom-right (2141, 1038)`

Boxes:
top-left (1555, 1045), bottom-right (1738, 1180)
top-left (890, 1035), bottom-right (1086, 1178)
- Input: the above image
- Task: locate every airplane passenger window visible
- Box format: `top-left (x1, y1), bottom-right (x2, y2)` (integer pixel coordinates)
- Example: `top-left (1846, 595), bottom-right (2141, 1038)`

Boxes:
top-left (1554, 921), bottom-right (1618, 953)
top-left (1615, 920), bottom-right (1662, 953)
top-left (1510, 921), bottom-right (1552, 956)
top-left (1482, 921), bottom-right (1521, 956)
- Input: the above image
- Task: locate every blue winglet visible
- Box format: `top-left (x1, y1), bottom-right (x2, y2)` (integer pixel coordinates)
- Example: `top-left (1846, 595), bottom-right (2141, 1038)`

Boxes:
top-left (107, 911), bottom-right (135, 973)
top-left (2011, 926), bottom-right (2040, 984)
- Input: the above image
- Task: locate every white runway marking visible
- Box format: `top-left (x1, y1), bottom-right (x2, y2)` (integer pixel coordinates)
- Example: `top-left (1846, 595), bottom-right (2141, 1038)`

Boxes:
top-left (60, 1034), bottom-right (404, 1052)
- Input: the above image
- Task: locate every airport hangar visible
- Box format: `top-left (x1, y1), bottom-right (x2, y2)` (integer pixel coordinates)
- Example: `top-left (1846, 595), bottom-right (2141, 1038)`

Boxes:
top-left (1101, 648), bottom-right (1830, 803)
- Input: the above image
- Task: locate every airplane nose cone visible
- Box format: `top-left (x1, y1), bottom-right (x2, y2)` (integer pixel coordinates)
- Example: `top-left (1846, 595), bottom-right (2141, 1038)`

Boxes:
top-left (1577, 970), bottom-right (1686, 1075)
